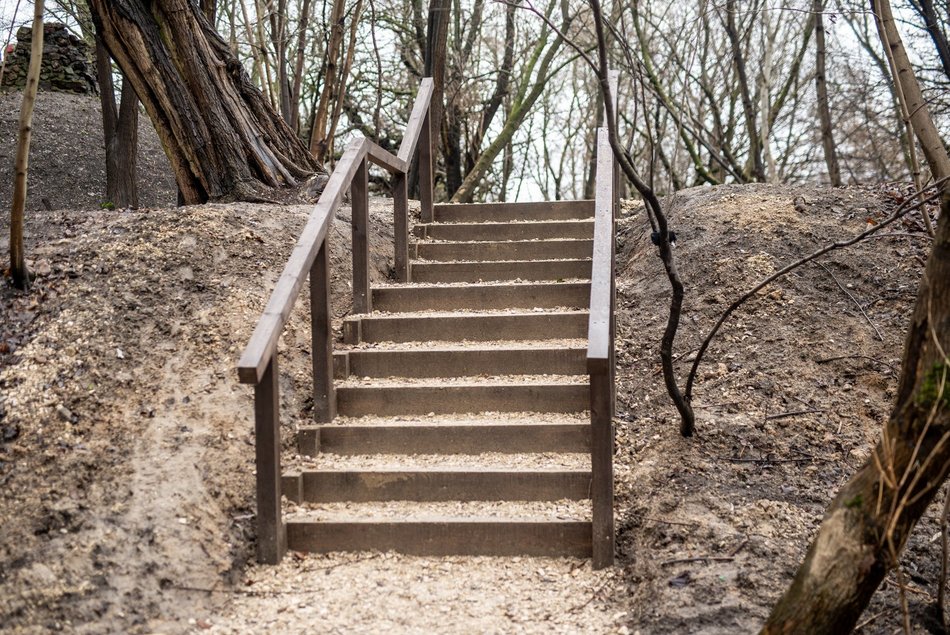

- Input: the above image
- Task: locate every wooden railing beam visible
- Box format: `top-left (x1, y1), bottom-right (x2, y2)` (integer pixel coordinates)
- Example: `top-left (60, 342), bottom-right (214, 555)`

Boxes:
top-left (254, 355), bottom-right (286, 564)
top-left (418, 110), bottom-right (434, 223)
top-left (393, 172), bottom-right (410, 282)
top-left (590, 369), bottom-right (614, 568)
top-left (351, 156), bottom-right (371, 313)
top-left (310, 242), bottom-right (336, 422)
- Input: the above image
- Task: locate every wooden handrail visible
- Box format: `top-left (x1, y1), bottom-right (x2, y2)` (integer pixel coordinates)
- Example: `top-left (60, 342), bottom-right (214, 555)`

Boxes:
top-left (236, 80), bottom-right (434, 564)
top-left (398, 79), bottom-right (435, 163)
top-left (586, 127), bottom-right (613, 375)
top-left (587, 70), bottom-right (619, 570)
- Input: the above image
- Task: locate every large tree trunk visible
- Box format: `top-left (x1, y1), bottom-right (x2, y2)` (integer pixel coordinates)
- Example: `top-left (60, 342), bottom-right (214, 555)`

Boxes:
top-left (763, 192), bottom-right (950, 633)
top-left (9, 0), bottom-right (44, 291)
top-left (89, 0), bottom-right (323, 205)
top-left (95, 34), bottom-right (139, 209)
top-left (814, 0), bottom-right (842, 187)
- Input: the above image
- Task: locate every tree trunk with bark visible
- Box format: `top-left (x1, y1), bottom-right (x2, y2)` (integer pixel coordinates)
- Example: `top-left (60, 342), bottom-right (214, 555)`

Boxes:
top-left (763, 192), bottom-right (950, 633)
top-left (874, 0), bottom-right (950, 184)
top-left (9, 0), bottom-right (44, 291)
top-left (309, 0), bottom-right (346, 162)
top-left (814, 0), bottom-right (842, 186)
top-left (89, 0), bottom-right (323, 205)
top-left (723, 0), bottom-right (766, 182)
top-left (95, 34), bottom-right (139, 209)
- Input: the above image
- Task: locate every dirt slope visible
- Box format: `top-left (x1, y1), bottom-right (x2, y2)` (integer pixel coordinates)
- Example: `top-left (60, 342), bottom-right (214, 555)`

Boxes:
top-left (612, 183), bottom-right (942, 634)
top-left (0, 200), bottom-right (396, 633)
top-left (0, 91), bottom-right (176, 211)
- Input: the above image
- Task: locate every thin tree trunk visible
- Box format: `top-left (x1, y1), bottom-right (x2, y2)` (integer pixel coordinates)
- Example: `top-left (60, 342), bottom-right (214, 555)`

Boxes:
top-left (309, 0), bottom-right (346, 160)
top-left (814, 0), bottom-right (842, 186)
top-left (288, 0), bottom-right (314, 132)
top-left (9, 0), bottom-right (44, 291)
top-left (912, 0), bottom-right (950, 81)
top-left (875, 0), bottom-right (950, 184)
top-left (326, 0), bottom-right (363, 158)
top-left (95, 33), bottom-right (139, 208)
top-left (723, 0), bottom-right (766, 182)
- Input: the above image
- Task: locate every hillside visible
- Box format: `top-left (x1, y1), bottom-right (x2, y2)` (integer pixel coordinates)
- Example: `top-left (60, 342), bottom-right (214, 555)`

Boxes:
top-left (0, 94), bottom-right (944, 633)
top-left (0, 91), bottom-right (176, 211)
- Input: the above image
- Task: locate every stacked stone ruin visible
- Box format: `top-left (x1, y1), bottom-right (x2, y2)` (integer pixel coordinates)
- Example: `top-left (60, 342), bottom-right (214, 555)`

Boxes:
top-left (1, 23), bottom-right (96, 94)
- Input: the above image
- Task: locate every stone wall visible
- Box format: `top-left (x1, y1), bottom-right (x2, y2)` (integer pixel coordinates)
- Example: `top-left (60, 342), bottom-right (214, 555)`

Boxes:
top-left (1, 23), bottom-right (96, 94)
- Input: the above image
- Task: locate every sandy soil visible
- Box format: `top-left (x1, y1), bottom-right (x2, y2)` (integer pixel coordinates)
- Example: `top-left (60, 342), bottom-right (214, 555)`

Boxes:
top-left (0, 94), bottom-right (946, 634)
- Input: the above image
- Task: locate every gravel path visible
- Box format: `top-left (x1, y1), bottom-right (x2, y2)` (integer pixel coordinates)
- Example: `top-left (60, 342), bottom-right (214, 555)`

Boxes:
top-left (200, 552), bottom-right (627, 634)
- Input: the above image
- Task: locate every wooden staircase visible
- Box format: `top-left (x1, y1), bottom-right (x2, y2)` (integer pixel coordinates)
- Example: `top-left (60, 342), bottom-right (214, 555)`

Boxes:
top-left (237, 77), bottom-right (617, 570)
top-left (282, 200), bottom-right (598, 558)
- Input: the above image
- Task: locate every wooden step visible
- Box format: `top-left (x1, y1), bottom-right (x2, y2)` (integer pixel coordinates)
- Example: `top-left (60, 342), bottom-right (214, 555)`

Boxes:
top-left (413, 220), bottom-right (593, 241)
top-left (283, 469), bottom-right (591, 503)
top-left (434, 200), bottom-right (594, 223)
top-left (414, 239), bottom-right (593, 262)
top-left (300, 422), bottom-right (591, 455)
top-left (343, 310), bottom-right (588, 344)
top-left (410, 259), bottom-right (591, 283)
top-left (336, 381), bottom-right (588, 417)
top-left (285, 517), bottom-right (593, 557)
top-left (372, 282), bottom-right (590, 312)
top-left (335, 345), bottom-right (586, 378)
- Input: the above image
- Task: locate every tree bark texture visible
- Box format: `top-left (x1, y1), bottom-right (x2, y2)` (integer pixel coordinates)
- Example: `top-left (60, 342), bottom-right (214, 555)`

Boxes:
top-left (9, 0), bottom-right (44, 291)
top-left (309, 0), bottom-right (346, 161)
top-left (724, 0), bottom-right (766, 182)
top-left (874, 0), bottom-right (950, 185)
top-left (95, 33), bottom-right (139, 209)
top-left (911, 0), bottom-right (950, 81)
top-left (763, 194), bottom-right (950, 632)
top-left (89, 0), bottom-right (321, 204)
top-left (814, 0), bottom-right (842, 187)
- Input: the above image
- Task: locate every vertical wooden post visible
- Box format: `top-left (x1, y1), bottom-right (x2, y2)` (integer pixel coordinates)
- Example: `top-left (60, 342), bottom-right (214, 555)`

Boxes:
top-left (351, 157), bottom-right (371, 313)
top-left (591, 370), bottom-right (615, 568)
top-left (310, 242), bottom-right (336, 422)
top-left (255, 355), bottom-right (286, 564)
top-left (418, 110), bottom-right (434, 223)
top-left (393, 172), bottom-right (410, 282)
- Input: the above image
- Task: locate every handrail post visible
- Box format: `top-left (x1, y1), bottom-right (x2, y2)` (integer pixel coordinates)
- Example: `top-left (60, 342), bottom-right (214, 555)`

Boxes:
top-left (393, 172), bottom-right (410, 282)
top-left (311, 242), bottom-right (336, 422)
top-left (255, 355), bottom-right (286, 564)
top-left (418, 110), bottom-right (434, 223)
top-left (352, 155), bottom-right (371, 313)
top-left (591, 368), bottom-right (614, 568)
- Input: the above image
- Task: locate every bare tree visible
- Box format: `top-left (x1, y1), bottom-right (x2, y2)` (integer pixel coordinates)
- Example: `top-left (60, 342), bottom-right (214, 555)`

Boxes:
top-left (8, 0), bottom-right (44, 291)
top-left (814, 0), bottom-right (842, 186)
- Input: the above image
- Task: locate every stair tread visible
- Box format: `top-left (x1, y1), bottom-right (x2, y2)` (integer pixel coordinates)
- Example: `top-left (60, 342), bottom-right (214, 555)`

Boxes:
top-left (413, 238), bottom-right (593, 245)
top-left (341, 339), bottom-right (587, 352)
top-left (289, 467), bottom-right (591, 474)
top-left (287, 452), bottom-right (590, 471)
top-left (410, 257), bottom-right (592, 264)
top-left (336, 376), bottom-right (588, 388)
top-left (348, 308), bottom-right (588, 318)
top-left (285, 499), bottom-right (591, 522)
top-left (312, 412), bottom-right (589, 427)
top-left (419, 218), bottom-right (593, 225)
top-left (373, 280), bottom-right (589, 289)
